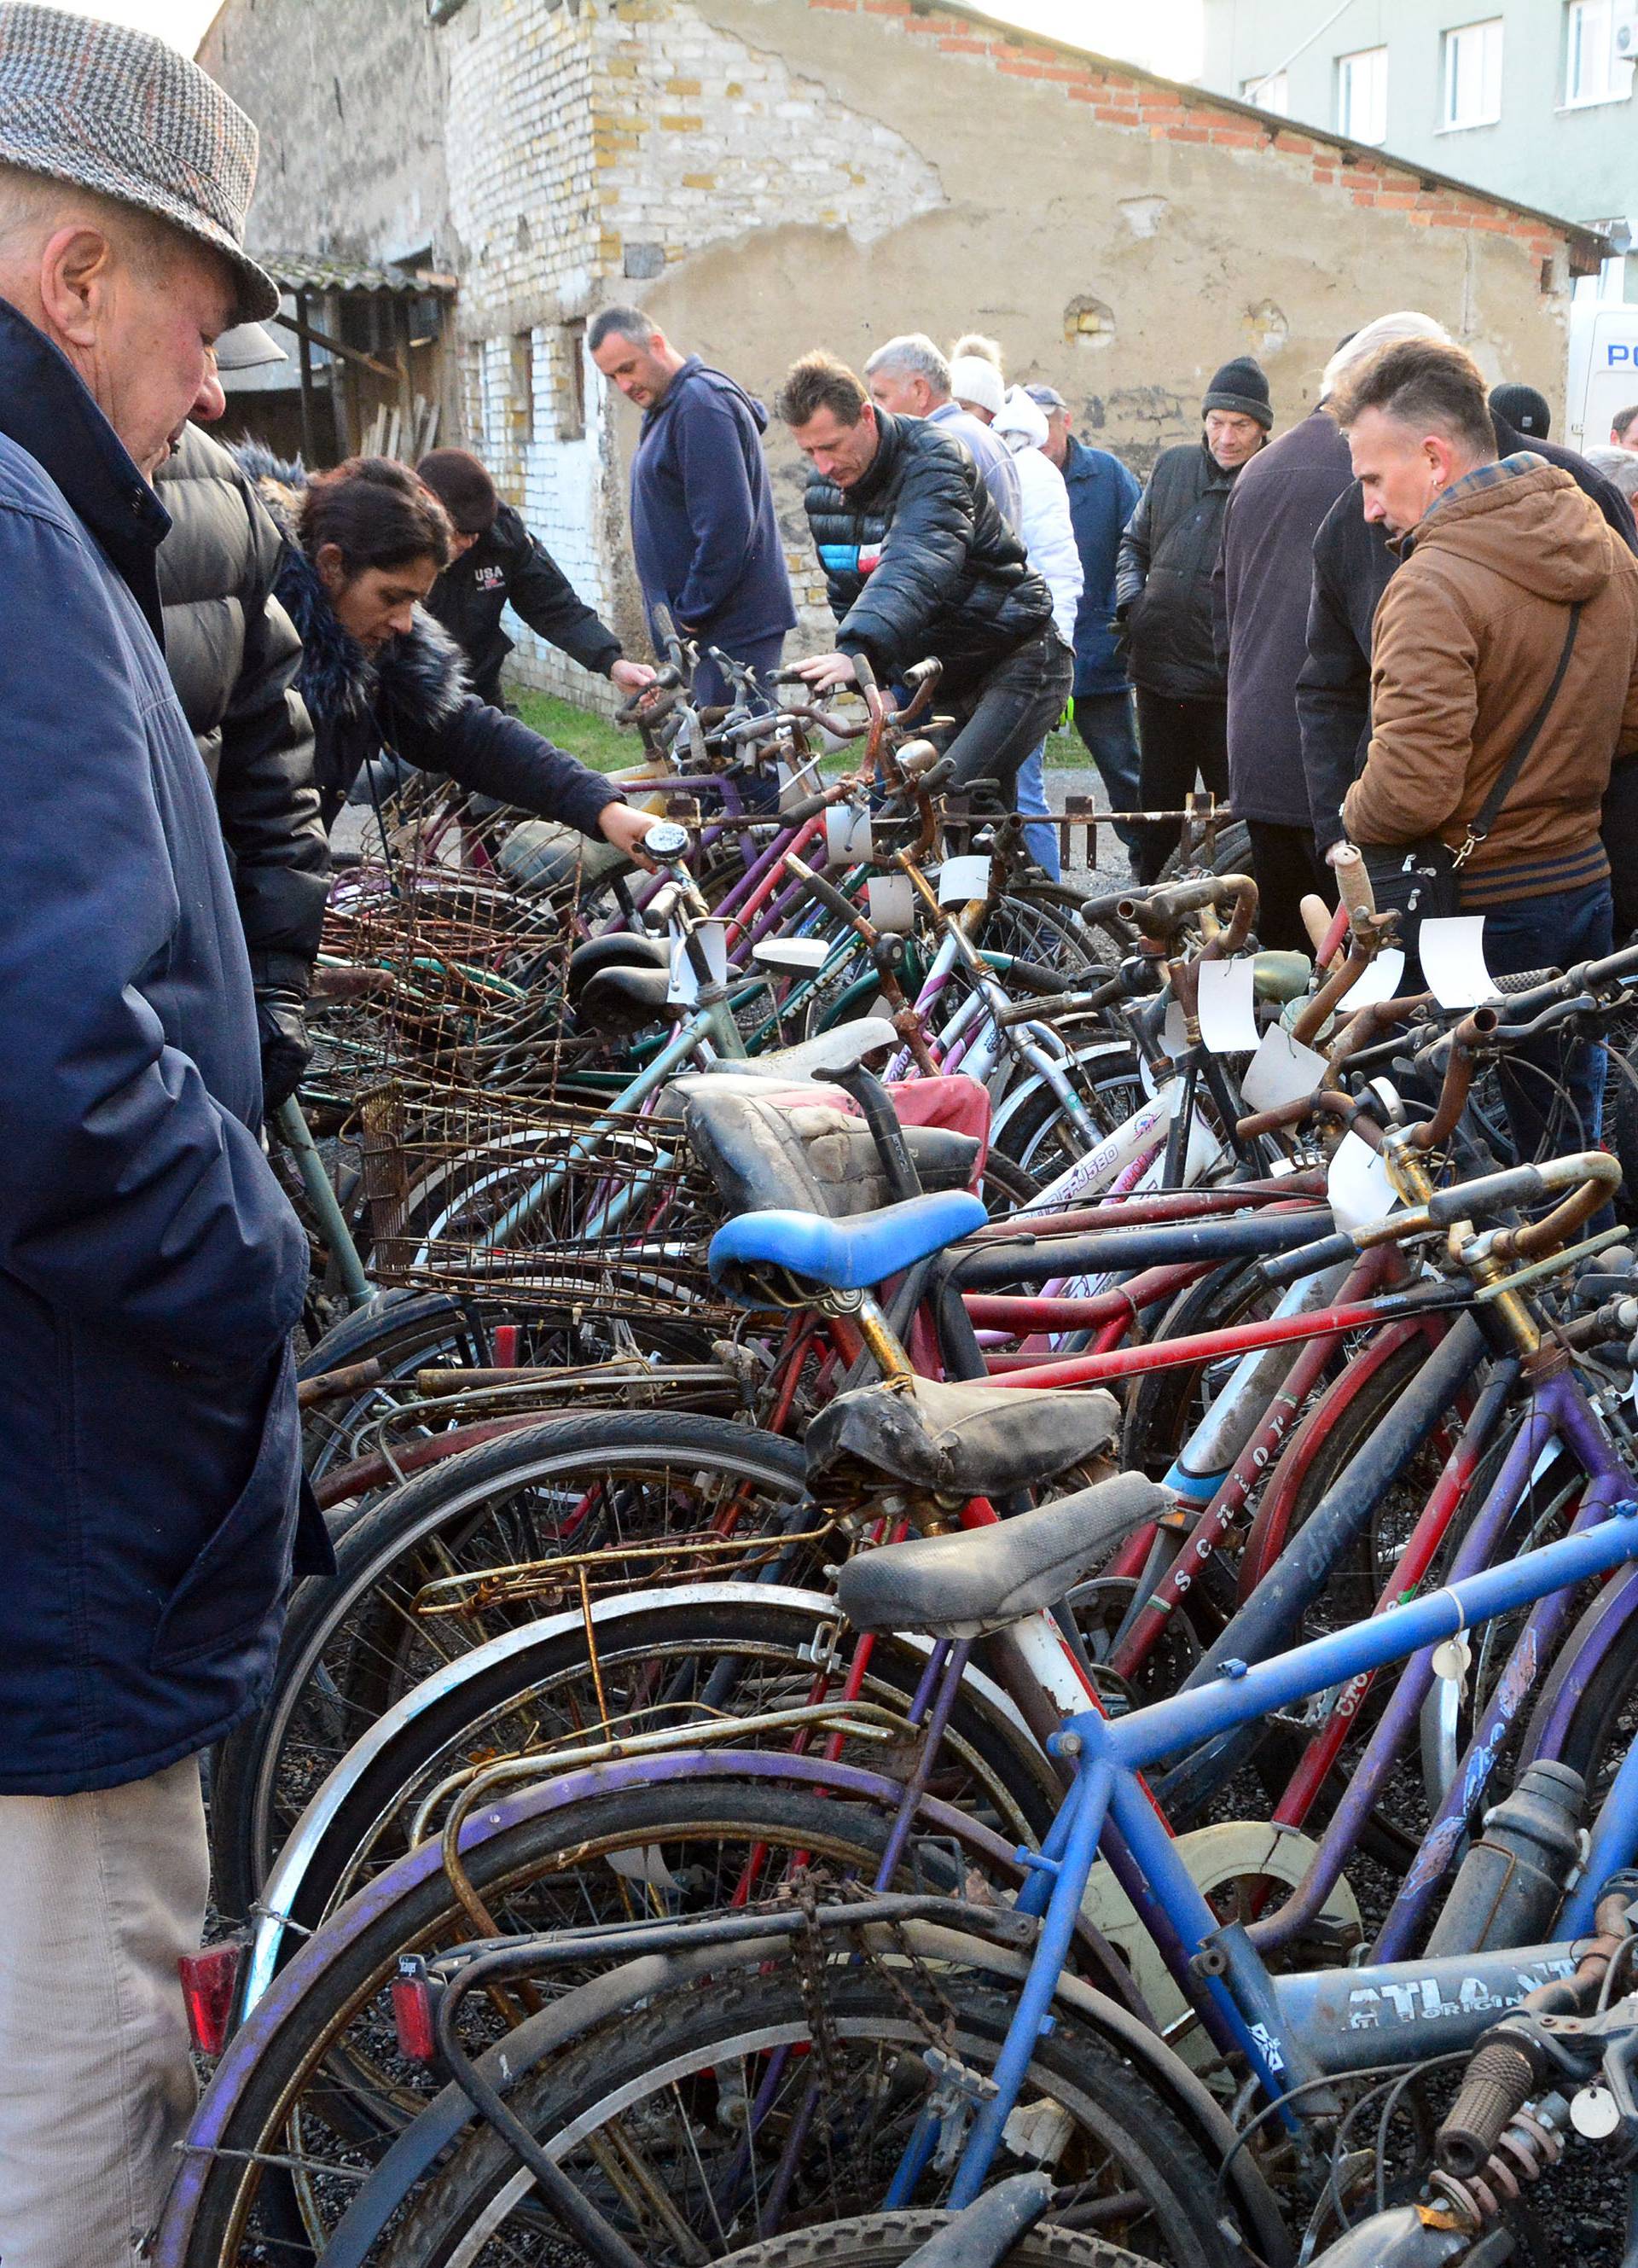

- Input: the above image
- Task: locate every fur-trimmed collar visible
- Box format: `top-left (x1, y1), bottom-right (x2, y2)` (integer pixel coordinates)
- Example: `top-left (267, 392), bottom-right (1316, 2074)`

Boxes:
top-left (233, 440), bottom-right (469, 730)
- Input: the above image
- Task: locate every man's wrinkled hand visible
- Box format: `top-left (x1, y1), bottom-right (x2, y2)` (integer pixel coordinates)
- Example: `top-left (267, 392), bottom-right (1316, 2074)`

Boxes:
top-left (790, 651), bottom-right (859, 695)
top-left (612, 658), bottom-right (658, 695)
top-left (599, 802), bottom-right (664, 870)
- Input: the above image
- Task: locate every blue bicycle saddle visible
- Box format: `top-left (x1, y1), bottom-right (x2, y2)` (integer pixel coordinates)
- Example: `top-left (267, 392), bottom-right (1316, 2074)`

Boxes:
top-left (708, 1189), bottom-right (987, 1298)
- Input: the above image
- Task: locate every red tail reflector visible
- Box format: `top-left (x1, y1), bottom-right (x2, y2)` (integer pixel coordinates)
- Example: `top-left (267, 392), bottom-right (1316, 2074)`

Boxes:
top-left (493, 1324), bottom-right (521, 1369)
top-left (178, 1944), bottom-right (241, 2056)
top-left (392, 1969), bottom-right (439, 2062)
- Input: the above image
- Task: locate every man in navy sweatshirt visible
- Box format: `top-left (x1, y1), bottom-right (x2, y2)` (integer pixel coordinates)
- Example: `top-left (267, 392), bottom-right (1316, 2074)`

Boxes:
top-left (591, 305), bottom-right (796, 706)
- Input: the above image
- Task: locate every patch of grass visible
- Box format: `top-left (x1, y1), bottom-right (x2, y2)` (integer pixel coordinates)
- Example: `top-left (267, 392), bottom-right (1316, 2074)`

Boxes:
top-left (508, 687), bottom-right (635, 772)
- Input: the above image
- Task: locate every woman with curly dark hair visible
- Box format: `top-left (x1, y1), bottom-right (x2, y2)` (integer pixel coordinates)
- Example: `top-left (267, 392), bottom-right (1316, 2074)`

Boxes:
top-left (246, 450), bottom-right (657, 861)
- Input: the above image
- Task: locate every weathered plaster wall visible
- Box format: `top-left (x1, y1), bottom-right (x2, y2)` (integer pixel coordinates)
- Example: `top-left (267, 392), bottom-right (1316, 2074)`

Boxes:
top-left (198, 0), bottom-right (450, 269)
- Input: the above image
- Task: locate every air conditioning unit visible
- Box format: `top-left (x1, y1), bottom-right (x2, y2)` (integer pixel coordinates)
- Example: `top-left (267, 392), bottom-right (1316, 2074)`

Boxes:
top-left (1614, 0), bottom-right (1638, 66)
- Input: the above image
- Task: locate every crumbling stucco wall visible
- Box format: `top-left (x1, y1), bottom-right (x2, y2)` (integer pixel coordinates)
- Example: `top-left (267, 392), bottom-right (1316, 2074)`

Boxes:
top-left (198, 0), bottom-right (450, 270)
top-left (622, 0), bottom-right (1582, 656)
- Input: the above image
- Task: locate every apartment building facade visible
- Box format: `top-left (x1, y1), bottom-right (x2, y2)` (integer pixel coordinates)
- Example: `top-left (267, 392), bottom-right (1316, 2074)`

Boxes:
top-left (1201, 0), bottom-right (1636, 294)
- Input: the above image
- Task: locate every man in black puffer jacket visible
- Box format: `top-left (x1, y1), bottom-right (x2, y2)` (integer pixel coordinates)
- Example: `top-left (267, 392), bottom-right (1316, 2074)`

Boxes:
top-left (1116, 356), bottom-right (1272, 881)
top-left (156, 367), bottom-right (329, 1112)
top-left (776, 351), bottom-right (1069, 814)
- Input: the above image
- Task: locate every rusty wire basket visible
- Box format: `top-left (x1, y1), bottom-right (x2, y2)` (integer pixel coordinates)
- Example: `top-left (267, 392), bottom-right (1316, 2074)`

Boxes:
top-left (304, 855), bottom-right (592, 1112)
top-left (355, 1079), bottom-right (732, 1323)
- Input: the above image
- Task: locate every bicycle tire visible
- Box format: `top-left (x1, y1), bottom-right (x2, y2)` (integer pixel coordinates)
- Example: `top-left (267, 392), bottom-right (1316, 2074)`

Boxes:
top-left (375, 1937), bottom-right (1244, 2268)
top-left (990, 1046), bottom-right (1148, 1180)
top-left (209, 1410), bottom-right (812, 1916)
top-left (717, 2210), bottom-right (1149, 2268)
top-left (164, 1783), bottom-right (1063, 2268)
top-left (246, 1585), bottom-right (1060, 1951)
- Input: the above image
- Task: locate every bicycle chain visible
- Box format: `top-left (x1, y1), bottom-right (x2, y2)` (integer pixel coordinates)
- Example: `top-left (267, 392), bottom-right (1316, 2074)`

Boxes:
top-left (834, 1879), bottom-right (961, 2062)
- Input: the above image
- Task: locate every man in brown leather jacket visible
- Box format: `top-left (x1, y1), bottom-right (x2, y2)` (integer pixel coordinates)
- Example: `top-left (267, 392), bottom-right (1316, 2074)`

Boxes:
top-left (1335, 336), bottom-right (1638, 1159)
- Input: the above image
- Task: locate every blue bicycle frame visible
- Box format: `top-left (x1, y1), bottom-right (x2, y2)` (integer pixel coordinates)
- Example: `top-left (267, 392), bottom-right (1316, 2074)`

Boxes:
top-left (935, 1503), bottom-right (1638, 2208)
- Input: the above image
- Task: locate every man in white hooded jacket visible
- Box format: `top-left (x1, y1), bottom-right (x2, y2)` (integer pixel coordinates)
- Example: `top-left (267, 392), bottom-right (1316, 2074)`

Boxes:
top-left (993, 385), bottom-right (1083, 876)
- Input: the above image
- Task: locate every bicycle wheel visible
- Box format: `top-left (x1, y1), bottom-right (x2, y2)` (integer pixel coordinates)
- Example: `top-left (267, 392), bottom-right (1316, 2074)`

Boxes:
top-left (374, 1930), bottom-right (1246, 2268)
top-left (247, 1585), bottom-right (1059, 1949)
top-left (990, 1046), bottom-right (1148, 1180)
top-left (166, 1784), bottom-right (1061, 2268)
top-left (719, 2210), bottom-right (1148, 2268)
top-left (209, 1411), bottom-right (811, 1916)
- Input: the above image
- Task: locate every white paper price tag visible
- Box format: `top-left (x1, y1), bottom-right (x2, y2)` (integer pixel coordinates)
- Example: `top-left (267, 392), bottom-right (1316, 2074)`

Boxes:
top-left (1196, 957), bottom-right (1259, 1054)
top-left (825, 803), bottom-right (874, 864)
top-left (1327, 1127), bottom-right (1400, 1234)
top-left (666, 919), bottom-right (729, 1008)
top-left (1420, 917), bottom-right (1498, 1011)
top-left (1341, 946), bottom-right (1406, 1011)
top-left (1240, 1026), bottom-right (1328, 1112)
top-left (938, 854), bottom-right (991, 907)
top-left (752, 937), bottom-right (832, 974)
top-left (866, 874), bottom-right (915, 934)
top-left (776, 755), bottom-right (822, 812)
top-left (1160, 1000), bottom-right (1190, 1061)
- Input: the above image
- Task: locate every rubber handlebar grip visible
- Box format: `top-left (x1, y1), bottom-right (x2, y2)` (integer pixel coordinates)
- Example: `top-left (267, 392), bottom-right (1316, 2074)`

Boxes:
top-left (1332, 845), bottom-right (1374, 916)
top-left (1437, 2036), bottom-right (1540, 2180)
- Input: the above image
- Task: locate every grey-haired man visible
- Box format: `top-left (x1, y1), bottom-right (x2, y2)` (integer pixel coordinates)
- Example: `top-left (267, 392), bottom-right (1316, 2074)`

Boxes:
top-left (0, 10), bottom-right (315, 2262)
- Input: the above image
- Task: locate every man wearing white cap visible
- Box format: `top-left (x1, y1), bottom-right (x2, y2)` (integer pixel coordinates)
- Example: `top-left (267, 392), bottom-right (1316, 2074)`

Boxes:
top-left (863, 330), bottom-right (1022, 533)
top-left (0, 9), bottom-right (315, 2259)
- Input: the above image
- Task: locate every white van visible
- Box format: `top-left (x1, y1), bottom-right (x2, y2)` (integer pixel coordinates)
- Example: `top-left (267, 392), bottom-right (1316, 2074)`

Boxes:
top-left (1566, 300), bottom-right (1638, 451)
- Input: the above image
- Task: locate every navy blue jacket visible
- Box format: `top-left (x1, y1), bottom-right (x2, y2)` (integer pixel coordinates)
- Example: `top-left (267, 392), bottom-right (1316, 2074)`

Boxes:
top-left (629, 356), bottom-right (796, 654)
top-left (0, 303), bottom-right (313, 1794)
top-left (1061, 433), bottom-right (1140, 698)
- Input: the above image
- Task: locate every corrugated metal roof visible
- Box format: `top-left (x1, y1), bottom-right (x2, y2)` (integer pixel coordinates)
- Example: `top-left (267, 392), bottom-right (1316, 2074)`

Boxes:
top-left (264, 254), bottom-right (459, 296)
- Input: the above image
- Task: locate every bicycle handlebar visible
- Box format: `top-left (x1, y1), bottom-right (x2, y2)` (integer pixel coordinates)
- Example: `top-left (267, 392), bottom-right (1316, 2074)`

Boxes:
top-left (1330, 843), bottom-right (1374, 918)
top-left (1118, 872), bottom-right (1258, 954)
top-left (1437, 2031), bottom-right (1545, 2181)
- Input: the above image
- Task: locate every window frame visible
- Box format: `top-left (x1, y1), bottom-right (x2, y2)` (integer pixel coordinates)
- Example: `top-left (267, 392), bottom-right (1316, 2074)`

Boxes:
top-left (1564, 0), bottom-right (1635, 108)
top-left (1441, 17), bottom-right (1504, 131)
top-left (1335, 43), bottom-right (1389, 144)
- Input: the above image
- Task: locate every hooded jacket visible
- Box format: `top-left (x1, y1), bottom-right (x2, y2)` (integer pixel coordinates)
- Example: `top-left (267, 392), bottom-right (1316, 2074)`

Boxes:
top-left (928, 397), bottom-right (1023, 533)
top-left (802, 409), bottom-right (1054, 694)
top-left (155, 422), bottom-right (329, 989)
top-left (629, 354), bottom-right (797, 652)
top-left (993, 390), bottom-right (1083, 647)
top-left (1342, 455), bottom-right (1638, 906)
top-left (1060, 433), bottom-right (1141, 698)
top-left (1116, 438), bottom-right (1249, 701)
top-left (1214, 407), bottom-right (1355, 828)
top-left (426, 500), bottom-right (621, 708)
top-left (0, 299), bottom-right (312, 1794)
top-left (240, 449), bottom-right (623, 837)
top-left (1299, 413), bottom-right (1638, 849)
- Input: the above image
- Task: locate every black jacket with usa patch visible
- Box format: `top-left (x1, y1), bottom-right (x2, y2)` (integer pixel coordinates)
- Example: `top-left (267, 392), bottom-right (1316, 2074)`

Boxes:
top-left (427, 502), bottom-right (621, 708)
top-left (802, 410), bottom-right (1052, 695)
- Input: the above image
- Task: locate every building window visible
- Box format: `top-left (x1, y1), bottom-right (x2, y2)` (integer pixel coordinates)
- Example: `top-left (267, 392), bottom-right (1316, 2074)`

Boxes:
top-left (1337, 45), bottom-right (1388, 143)
top-left (1242, 69), bottom-right (1288, 114)
top-left (509, 330), bottom-right (536, 447)
top-left (1565, 0), bottom-right (1635, 106)
top-left (1443, 19), bottom-right (1503, 129)
top-left (560, 319), bottom-right (587, 442)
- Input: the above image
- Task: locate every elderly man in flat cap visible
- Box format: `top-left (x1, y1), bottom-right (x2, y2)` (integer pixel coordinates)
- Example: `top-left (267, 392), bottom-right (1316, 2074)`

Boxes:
top-left (0, 9), bottom-right (318, 2260)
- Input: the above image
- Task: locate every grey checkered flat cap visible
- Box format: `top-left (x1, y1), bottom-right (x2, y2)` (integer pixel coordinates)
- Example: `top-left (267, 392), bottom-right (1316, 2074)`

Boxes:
top-left (0, 3), bottom-right (277, 323)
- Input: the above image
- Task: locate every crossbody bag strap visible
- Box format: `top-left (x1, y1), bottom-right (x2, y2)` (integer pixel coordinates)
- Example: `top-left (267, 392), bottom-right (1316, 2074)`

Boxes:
top-left (1454, 599), bottom-right (1583, 866)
